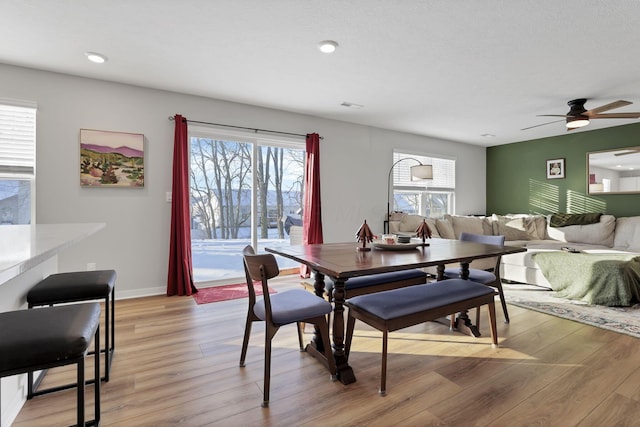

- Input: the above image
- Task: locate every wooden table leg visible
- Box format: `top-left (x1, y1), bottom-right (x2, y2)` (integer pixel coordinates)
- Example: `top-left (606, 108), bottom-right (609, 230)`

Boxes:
top-left (305, 271), bottom-right (330, 367)
top-left (311, 271), bottom-right (326, 352)
top-left (331, 277), bottom-right (356, 384)
top-left (304, 272), bottom-right (356, 383)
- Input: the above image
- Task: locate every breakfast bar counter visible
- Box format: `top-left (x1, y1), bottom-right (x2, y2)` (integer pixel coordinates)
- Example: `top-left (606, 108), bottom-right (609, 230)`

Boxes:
top-left (0, 223), bottom-right (105, 286)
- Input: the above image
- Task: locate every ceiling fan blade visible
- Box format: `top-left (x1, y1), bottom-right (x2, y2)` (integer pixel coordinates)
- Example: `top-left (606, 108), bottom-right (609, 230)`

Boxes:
top-left (536, 114), bottom-right (570, 118)
top-left (589, 112), bottom-right (640, 119)
top-left (586, 100), bottom-right (632, 115)
top-left (521, 119), bottom-right (565, 131)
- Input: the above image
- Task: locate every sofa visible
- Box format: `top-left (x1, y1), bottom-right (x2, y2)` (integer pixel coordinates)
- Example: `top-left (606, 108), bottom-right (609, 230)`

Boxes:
top-left (388, 212), bottom-right (640, 289)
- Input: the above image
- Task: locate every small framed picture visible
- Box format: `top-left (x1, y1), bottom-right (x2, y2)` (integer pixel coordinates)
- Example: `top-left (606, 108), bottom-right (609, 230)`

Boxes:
top-left (546, 158), bottom-right (565, 179)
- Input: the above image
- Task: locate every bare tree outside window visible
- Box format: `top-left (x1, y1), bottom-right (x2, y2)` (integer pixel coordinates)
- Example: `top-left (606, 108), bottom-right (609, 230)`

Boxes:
top-left (190, 135), bottom-right (305, 283)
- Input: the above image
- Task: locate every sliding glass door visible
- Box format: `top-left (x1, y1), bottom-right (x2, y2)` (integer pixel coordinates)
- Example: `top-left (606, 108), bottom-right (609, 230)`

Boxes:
top-left (189, 130), bottom-right (305, 285)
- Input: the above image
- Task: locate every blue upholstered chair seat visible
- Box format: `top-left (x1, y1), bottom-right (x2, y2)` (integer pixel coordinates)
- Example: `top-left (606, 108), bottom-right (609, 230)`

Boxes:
top-left (325, 269), bottom-right (427, 292)
top-left (443, 267), bottom-right (496, 284)
top-left (346, 279), bottom-right (494, 321)
top-left (254, 289), bottom-right (333, 326)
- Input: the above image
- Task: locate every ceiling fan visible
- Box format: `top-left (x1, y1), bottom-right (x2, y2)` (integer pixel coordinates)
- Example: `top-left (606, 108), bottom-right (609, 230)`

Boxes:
top-left (522, 98), bottom-right (640, 131)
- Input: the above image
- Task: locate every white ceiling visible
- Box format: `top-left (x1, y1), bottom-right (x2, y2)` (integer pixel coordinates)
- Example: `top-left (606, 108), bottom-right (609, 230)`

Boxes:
top-left (3, 0), bottom-right (640, 147)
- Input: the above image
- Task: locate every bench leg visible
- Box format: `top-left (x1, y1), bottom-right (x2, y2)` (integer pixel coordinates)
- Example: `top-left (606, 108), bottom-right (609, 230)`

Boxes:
top-left (380, 330), bottom-right (388, 396)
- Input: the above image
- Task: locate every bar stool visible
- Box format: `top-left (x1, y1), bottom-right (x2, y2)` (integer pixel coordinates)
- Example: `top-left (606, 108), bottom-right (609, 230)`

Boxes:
top-left (27, 269), bottom-right (116, 395)
top-left (0, 303), bottom-right (101, 426)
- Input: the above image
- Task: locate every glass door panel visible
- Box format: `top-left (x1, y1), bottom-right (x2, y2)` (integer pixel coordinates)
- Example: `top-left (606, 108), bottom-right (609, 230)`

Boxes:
top-left (190, 136), bottom-right (304, 284)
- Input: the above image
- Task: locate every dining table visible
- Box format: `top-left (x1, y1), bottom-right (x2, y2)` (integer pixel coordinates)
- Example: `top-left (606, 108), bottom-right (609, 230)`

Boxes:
top-left (266, 238), bottom-right (526, 385)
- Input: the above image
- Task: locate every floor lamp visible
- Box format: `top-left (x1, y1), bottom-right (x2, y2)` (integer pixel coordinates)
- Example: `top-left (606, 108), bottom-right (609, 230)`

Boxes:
top-left (386, 158), bottom-right (433, 233)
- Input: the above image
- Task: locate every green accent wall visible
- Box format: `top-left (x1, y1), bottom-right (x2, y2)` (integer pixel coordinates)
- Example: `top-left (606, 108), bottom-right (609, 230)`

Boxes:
top-left (487, 122), bottom-right (640, 217)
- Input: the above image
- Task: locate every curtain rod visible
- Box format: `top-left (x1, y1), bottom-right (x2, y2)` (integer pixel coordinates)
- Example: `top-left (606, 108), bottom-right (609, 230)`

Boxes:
top-left (168, 116), bottom-right (322, 139)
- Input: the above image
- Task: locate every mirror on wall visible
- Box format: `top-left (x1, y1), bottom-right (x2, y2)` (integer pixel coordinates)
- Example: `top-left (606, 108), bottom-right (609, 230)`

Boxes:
top-left (588, 146), bottom-right (640, 194)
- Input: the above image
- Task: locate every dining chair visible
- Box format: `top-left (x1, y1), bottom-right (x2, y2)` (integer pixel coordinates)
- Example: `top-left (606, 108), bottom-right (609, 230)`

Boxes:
top-left (443, 232), bottom-right (509, 324)
top-left (239, 245), bottom-right (303, 366)
top-left (239, 245), bottom-right (336, 407)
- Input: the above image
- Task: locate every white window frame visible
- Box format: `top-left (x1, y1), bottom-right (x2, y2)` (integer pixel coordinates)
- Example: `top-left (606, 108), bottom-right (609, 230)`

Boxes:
top-left (392, 151), bottom-right (456, 218)
top-left (0, 99), bottom-right (36, 224)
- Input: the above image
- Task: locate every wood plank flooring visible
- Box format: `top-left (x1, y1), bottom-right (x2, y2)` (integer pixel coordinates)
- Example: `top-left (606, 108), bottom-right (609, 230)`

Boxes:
top-left (12, 275), bottom-right (640, 426)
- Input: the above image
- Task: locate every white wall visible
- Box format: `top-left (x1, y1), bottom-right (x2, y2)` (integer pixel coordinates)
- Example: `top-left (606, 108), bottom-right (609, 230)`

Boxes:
top-left (0, 63), bottom-right (486, 298)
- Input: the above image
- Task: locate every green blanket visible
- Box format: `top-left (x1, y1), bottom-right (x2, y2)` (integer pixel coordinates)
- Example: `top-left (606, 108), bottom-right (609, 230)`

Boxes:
top-left (532, 252), bottom-right (640, 306)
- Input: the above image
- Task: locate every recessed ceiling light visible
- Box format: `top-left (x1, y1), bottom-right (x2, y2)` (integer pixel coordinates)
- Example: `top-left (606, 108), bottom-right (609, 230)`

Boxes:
top-left (318, 40), bottom-right (338, 53)
top-left (481, 133), bottom-right (496, 138)
top-left (85, 52), bottom-right (108, 64)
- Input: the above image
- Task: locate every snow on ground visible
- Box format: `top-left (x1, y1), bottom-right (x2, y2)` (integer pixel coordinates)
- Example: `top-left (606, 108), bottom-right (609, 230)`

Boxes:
top-left (192, 237), bottom-right (299, 284)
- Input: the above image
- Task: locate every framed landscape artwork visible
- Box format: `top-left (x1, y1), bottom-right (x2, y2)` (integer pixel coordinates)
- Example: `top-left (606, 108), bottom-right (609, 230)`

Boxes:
top-left (80, 129), bottom-right (144, 187)
top-left (546, 158), bottom-right (565, 179)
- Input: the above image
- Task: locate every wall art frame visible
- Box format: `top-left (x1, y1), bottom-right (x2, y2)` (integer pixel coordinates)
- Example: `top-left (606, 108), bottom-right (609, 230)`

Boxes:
top-left (546, 158), bottom-right (565, 179)
top-left (80, 128), bottom-right (144, 187)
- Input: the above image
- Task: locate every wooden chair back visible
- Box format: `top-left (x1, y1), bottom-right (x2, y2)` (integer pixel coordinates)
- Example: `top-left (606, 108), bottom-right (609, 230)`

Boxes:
top-left (242, 248), bottom-right (280, 321)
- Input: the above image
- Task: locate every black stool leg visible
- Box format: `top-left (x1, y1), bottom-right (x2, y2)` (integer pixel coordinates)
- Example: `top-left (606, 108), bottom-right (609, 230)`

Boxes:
top-left (77, 356), bottom-right (85, 426)
top-left (85, 287), bottom-right (115, 382)
top-left (103, 291), bottom-right (111, 381)
top-left (94, 324), bottom-right (101, 426)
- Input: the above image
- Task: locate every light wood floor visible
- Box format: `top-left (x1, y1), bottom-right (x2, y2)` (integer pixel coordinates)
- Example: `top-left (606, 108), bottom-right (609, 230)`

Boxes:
top-left (12, 275), bottom-right (640, 426)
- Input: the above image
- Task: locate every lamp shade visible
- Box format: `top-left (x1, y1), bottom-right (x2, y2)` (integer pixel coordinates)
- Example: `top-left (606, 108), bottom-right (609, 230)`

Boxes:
top-left (410, 164), bottom-right (433, 180)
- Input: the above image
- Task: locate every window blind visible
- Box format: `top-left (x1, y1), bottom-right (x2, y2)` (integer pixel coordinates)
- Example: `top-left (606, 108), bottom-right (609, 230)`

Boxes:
top-left (0, 102), bottom-right (36, 176)
top-left (392, 152), bottom-right (455, 190)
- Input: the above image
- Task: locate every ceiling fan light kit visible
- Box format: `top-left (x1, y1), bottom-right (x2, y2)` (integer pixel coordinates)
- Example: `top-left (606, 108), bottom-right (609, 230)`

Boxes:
top-left (566, 114), bottom-right (589, 129)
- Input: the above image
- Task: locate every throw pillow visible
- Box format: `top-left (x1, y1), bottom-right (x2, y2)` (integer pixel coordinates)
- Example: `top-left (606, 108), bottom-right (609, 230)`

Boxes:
top-left (549, 213), bottom-right (602, 227)
top-left (523, 215), bottom-right (548, 240)
top-left (613, 216), bottom-right (640, 250)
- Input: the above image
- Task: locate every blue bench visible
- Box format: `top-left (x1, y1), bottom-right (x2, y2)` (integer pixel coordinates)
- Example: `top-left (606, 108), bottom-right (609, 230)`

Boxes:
top-left (345, 278), bottom-right (498, 395)
top-left (303, 269), bottom-right (428, 301)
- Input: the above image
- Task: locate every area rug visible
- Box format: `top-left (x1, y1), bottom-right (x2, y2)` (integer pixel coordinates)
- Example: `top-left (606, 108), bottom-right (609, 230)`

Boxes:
top-left (504, 283), bottom-right (640, 339)
top-left (193, 283), bottom-right (276, 305)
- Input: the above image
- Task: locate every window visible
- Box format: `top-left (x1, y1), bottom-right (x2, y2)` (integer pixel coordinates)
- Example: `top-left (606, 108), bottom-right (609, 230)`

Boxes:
top-left (392, 151), bottom-right (455, 218)
top-left (0, 100), bottom-right (36, 224)
top-left (189, 127), bottom-right (305, 284)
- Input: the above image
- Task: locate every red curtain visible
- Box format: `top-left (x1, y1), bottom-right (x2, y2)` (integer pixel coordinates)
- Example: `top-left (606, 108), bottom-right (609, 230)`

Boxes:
top-left (167, 114), bottom-right (197, 296)
top-left (300, 133), bottom-right (323, 277)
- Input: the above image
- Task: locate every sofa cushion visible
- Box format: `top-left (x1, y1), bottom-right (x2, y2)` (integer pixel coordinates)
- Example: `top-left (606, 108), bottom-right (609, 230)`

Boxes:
top-left (436, 217), bottom-right (455, 239)
top-left (445, 214), bottom-right (493, 238)
top-left (613, 216), bottom-right (640, 251)
top-left (399, 215), bottom-right (440, 238)
top-left (546, 214), bottom-right (615, 247)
